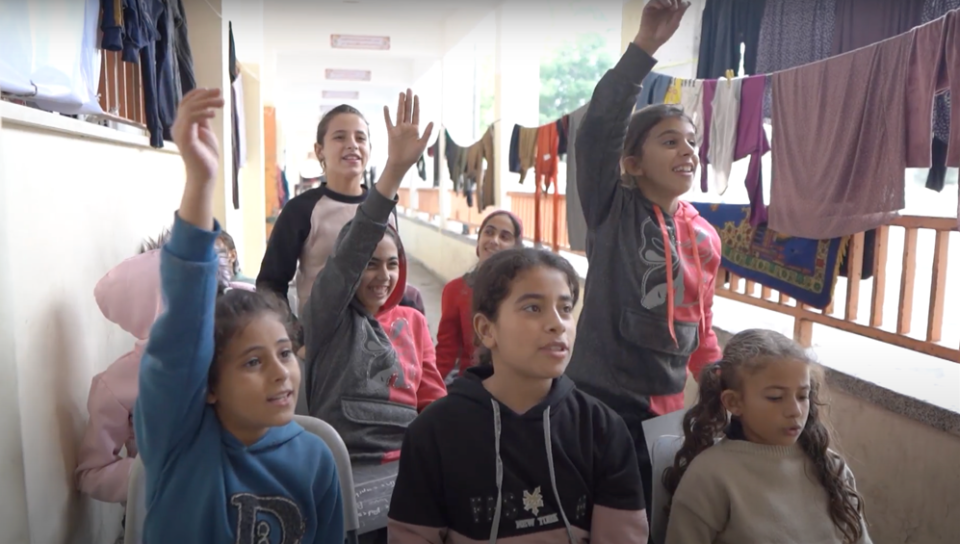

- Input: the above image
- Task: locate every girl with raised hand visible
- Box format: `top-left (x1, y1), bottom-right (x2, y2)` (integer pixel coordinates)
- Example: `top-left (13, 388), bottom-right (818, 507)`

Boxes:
top-left (435, 210), bottom-right (523, 380)
top-left (303, 89), bottom-right (446, 465)
top-left (388, 247), bottom-right (648, 543)
top-left (563, 0), bottom-right (723, 514)
top-left (135, 87), bottom-right (343, 544)
top-left (663, 329), bottom-right (871, 544)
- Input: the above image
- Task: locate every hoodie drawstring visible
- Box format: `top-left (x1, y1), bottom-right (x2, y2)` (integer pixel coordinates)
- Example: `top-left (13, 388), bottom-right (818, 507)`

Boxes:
top-left (488, 401), bottom-right (575, 544)
top-left (489, 400), bottom-right (505, 543)
top-left (543, 407), bottom-right (576, 543)
top-left (653, 205), bottom-right (707, 347)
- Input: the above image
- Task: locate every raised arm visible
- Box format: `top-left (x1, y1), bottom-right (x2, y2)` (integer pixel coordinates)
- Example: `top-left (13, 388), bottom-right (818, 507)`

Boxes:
top-left (303, 89), bottom-right (434, 361)
top-left (576, 0), bottom-right (689, 228)
top-left (134, 88), bottom-right (225, 466)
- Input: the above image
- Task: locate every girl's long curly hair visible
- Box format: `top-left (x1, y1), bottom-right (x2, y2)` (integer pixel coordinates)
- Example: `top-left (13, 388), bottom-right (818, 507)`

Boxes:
top-left (661, 329), bottom-right (865, 543)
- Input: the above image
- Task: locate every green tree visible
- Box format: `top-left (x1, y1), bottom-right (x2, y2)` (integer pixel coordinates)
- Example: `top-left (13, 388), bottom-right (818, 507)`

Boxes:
top-left (539, 33), bottom-right (614, 125)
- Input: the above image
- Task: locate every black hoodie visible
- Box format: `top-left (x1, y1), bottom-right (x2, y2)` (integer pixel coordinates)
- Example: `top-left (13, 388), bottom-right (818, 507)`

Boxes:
top-left (387, 366), bottom-right (648, 543)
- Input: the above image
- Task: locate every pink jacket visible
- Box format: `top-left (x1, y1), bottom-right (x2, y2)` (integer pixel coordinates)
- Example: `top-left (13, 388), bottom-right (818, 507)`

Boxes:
top-left (76, 249), bottom-right (163, 503)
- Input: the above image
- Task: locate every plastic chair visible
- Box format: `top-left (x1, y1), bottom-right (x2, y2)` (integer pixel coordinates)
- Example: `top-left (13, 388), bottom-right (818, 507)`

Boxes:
top-left (649, 435), bottom-right (684, 544)
top-left (294, 414), bottom-right (361, 544)
top-left (123, 416), bottom-right (360, 544)
top-left (123, 456), bottom-right (146, 544)
top-left (640, 409), bottom-right (688, 544)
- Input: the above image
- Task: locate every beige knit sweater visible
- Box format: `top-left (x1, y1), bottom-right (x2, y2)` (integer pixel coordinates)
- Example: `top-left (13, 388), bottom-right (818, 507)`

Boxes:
top-left (666, 438), bottom-right (872, 544)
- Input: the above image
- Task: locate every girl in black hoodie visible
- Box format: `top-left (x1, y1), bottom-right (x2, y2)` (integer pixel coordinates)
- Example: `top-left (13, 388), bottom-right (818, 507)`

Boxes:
top-left (387, 248), bottom-right (648, 543)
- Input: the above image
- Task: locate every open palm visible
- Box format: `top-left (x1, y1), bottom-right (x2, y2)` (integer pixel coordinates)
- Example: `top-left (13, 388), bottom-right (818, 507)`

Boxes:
top-left (383, 89), bottom-right (434, 171)
top-left (171, 88), bottom-right (224, 184)
top-left (639, 0), bottom-right (689, 51)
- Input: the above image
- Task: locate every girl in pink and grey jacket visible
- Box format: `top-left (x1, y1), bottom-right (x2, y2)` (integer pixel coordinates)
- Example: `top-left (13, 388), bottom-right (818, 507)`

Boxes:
top-left (75, 240), bottom-right (253, 503)
top-left (76, 248), bottom-right (164, 503)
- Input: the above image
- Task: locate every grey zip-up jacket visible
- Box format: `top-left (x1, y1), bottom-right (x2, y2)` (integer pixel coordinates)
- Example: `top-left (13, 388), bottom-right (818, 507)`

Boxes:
top-left (565, 44), bottom-right (721, 418)
top-left (302, 189), bottom-right (446, 464)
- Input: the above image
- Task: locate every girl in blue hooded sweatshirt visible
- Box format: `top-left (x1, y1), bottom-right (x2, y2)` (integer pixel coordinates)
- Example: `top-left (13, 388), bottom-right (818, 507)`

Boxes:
top-left (134, 87), bottom-right (344, 543)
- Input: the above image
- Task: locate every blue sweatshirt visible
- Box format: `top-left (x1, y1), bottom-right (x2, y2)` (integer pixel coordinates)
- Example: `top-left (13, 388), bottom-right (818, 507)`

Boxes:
top-left (134, 213), bottom-right (344, 544)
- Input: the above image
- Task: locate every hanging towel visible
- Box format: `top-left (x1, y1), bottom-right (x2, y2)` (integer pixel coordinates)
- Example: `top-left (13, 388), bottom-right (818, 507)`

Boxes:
top-left (535, 122), bottom-right (560, 191)
top-left (517, 126), bottom-right (539, 184)
top-left (755, 0), bottom-right (836, 118)
top-left (565, 103), bottom-right (589, 252)
top-left (769, 14), bottom-right (958, 239)
top-left (637, 72), bottom-right (673, 108)
top-left (698, 79), bottom-right (718, 193)
top-left (697, 0), bottom-right (768, 79)
top-left (734, 75), bottom-right (771, 226)
top-left (508, 124), bottom-right (522, 173)
top-left (708, 78), bottom-right (742, 195)
top-left (679, 79), bottom-right (704, 143)
top-left (832, 0), bottom-right (924, 56)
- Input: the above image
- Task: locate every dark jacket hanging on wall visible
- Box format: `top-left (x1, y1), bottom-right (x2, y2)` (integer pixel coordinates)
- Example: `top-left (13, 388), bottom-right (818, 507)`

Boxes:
top-left (229, 23), bottom-right (241, 210)
top-left (696, 0), bottom-right (768, 79)
top-left (171, 0), bottom-right (196, 97)
top-left (832, 0), bottom-right (924, 280)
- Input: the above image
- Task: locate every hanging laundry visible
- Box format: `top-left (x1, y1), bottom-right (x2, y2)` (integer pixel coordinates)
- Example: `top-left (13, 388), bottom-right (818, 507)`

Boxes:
top-left (565, 103), bottom-right (590, 252)
top-left (664, 78), bottom-right (683, 104)
top-left (708, 77), bottom-right (742, 195)
top-left (416, 155), bottom-right (426, 181)
top-left (769, 12), bottom-right (959, 239)
top-left (517, 126), bottom-right (539, 184)
top-left (734, 75), bottom-right (771, 226)
top-left (508, 124), bottom-right (522, 173)
top-left (229, 23), bottom-right (241, 210)
top-left (832, 0), bottom-right (924, 55)
top-left (755, 0), bottom-right (836, 118)
top-left (831, 0), bottom-right (927, 279)
top-left (693, 203), bottom-right (847, 310)
top-left (465, 126), bottom-right (497, 212)
top-left (170, 0), bottom-right (196, 97)
top-left (696, 0), bottom-right (768, 79)
top-left (556, 116), bottom-right (569, 157)
top-left (679, 79), bottom-right (704, 143)
top-left (637, 72), bottom-right (673, 109)
top-left (922, 0), bottom-right (959, 192)
top-left (535, 122), bottom-right (560, 191)
top-left (698, 79), bottom-right (718, 193)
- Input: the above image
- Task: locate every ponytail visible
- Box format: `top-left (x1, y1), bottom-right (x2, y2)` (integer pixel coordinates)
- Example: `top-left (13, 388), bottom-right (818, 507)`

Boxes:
top-left (662, 362), bottom-right (729, 501)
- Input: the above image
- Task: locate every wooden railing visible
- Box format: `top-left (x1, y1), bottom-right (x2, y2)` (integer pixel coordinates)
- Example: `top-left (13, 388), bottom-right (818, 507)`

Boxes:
top-left (399, 187), bottom-right (958, 364)
top-left (97, 49), bottom-right (147, 127)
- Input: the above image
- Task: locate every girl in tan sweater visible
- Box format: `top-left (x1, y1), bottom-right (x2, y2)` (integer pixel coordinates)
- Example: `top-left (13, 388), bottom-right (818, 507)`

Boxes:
top-left (662, 329), bottom-right (871, 544)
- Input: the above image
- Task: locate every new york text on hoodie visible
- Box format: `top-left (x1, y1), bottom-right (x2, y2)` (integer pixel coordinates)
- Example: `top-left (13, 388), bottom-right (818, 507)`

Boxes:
top-left (387, 366), bottom-right (647, 543)
top-left (303, 189), bottom-right (446, 465)
top-left (76, 249), bottom-right (164, 503)
top-left (564, 43), bottom-right (723, 418)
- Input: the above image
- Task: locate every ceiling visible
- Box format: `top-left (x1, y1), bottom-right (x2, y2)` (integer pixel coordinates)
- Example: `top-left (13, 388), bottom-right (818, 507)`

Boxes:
top-left (264, 0), bottom-right (501, 113)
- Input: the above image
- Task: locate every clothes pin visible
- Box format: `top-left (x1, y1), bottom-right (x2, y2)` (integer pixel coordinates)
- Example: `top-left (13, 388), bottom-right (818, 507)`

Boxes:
top-left (725, 69), bottom-right (734, 87)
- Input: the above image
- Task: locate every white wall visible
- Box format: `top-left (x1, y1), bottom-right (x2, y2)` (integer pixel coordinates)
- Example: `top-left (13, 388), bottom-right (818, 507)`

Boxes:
top-left (0, 103), bottom-right (185, 544)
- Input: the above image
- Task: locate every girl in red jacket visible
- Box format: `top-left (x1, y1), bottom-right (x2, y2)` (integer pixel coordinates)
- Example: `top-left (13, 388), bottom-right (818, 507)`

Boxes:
top-left (435, 210), bottom-right (522, 380)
